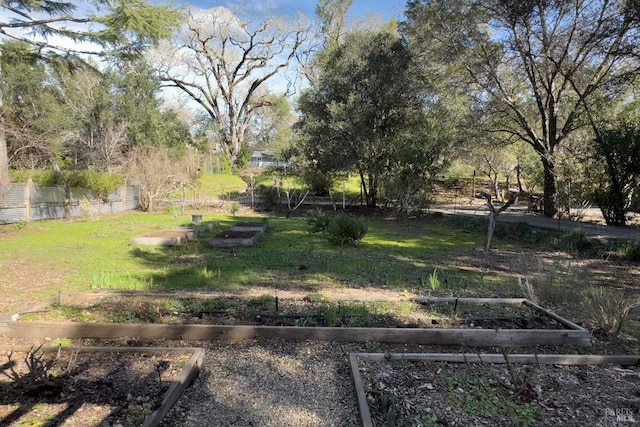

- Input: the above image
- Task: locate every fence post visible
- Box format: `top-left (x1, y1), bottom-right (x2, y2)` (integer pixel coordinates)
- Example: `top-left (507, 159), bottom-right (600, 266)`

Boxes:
top-left (122, 182), bottom-right (127, 210)
top-left (64, 184), bottom-right (71, 220)
top-left (26, 179), bottom-right (32, 222)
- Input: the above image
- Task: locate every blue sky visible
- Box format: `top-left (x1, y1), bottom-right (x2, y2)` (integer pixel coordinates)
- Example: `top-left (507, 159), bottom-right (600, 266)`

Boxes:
top-left (178, 0), bottom-right (408, 21)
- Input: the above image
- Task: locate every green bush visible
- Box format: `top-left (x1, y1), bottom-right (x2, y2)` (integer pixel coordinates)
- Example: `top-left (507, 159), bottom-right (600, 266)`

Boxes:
top-left (10, 169), bottom-right (123, 195)
top-left (256, 184), bottom-right (280, 210)
top-left (556, 227), bottom-right (592, 252)
top-left (620, 241), bottom-right (640, 261)
top-left (303, 169), bottom-right (335, 196)
top-left (306, 209), bottom-right (332, 234)
top-left (325, 214), bottom-right (367, 246)
top-left (60, 170), bottom-right (123, 196)
top-left (10, 169), bottom-right (59, 185)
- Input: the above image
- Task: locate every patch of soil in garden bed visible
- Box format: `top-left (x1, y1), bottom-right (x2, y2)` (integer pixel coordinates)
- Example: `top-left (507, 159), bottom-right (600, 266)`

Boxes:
top-left (0, 346), bottom-right (192, 427)
top-left (360, 358), bottom-right (640, 426)
top-left (213, 229), bottom-right (260, 239)
top-left (20, 294), bottom-right (572, 330)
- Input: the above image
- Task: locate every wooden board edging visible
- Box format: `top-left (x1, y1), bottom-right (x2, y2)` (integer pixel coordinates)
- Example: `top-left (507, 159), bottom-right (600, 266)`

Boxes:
top-left (351, 352), bottom-right (640, 365)
top-left (523, 300), bottom-right (588, 332)
top-left (349, 352), bottom-right (639, 427)
top-left (143, 348), bottom-right (205, 427)
top-left (413, 297), bottom-right (527, 304)
top-left (349, 353), bottom-right (372, 427)
top-left (1, 321), bottom-right (591, 346)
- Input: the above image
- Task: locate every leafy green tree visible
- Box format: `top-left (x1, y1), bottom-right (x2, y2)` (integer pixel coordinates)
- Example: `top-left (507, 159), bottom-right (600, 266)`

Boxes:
top-left (591, 121), bottom-right (640, 226)
top-left (0, 0), bottom-right (182, 183)
top-left (1, 41), bottom-right (67, 170)
top-left (404, 0), bottom-right (640, 218)
top-left (298, 29), bottom-right (446, 207)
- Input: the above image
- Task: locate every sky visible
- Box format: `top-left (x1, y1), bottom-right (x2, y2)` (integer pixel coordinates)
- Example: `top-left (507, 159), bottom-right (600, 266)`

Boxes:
top-left (180, 0), bottom-right (408, 22)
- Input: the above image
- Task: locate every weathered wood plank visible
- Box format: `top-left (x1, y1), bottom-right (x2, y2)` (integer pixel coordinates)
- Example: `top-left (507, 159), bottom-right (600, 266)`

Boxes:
top-left (1, 322), bottom-right (591, 346)
top-left (523, 300), bottom-right (588, 331)
top-left (414, 297), bottom-right (527, 304)
top-left (143, 348), bottom-right (205, 427)
top-left (352, 353), bottom-right (639, 365)
top-left (349, 353), bottom-right (373, 427)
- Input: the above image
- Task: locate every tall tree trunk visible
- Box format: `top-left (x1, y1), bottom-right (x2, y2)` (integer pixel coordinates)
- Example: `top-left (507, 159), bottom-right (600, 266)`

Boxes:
top-left (0, 51), bottom-right (9, 184)
top-left (542, 157), bottom-right (558, 218)
top-left (485, 212), bottom-right (497, 253)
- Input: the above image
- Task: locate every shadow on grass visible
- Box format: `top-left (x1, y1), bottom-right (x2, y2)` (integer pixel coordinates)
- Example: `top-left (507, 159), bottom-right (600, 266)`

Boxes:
top-left (117, 213), bottom-right (504, 295)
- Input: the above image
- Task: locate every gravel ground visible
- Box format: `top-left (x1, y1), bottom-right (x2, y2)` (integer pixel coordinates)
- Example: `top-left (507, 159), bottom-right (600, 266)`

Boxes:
top-left (161, 339), bottom-right (640, 427)
top-left (162, 339), bottom-right (367, 427)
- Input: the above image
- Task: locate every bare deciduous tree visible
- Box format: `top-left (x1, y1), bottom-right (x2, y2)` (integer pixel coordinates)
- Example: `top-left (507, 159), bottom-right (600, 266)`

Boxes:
top-left (153, 6), bottom-right (308, 165)
top-left (125, 146), bottom-right (176, 212)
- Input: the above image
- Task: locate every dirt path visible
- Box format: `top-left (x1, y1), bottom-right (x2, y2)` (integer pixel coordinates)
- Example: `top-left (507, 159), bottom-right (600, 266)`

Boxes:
top-left (430, 204), bottom-right (640, 241)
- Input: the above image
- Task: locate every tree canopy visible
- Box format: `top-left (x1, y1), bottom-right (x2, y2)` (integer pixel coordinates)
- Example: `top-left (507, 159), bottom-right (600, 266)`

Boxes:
top-left (0, 0), bottom-right (182, 183)
top-left (404, 0), bottom-right (640, 217)
top-left (298, 28), bottom-right (448, 207)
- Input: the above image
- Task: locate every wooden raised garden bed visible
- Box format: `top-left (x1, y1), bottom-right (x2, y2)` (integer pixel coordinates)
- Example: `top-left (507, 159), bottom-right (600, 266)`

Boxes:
top-left (208, 221), bottom-right (266, 247)
top-left (0, 345), bottom-right (204, 427)
top-left (2, 295), bottom-right (591, 347)
top-left (132, 222), bottom-right (217, 246)
top-left (350, 352), bottom-right (640, 427)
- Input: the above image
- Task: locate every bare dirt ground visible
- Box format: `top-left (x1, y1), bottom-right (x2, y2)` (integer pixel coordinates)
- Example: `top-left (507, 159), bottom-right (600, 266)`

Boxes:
top-left (0, 345), bottom-right (191, 426)
top-left (360, 357), bottom-right (640, 426)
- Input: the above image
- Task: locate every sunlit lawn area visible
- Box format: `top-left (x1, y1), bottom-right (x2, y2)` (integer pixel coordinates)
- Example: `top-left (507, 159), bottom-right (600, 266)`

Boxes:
top-left (0, 209), bottom-right (519, 303)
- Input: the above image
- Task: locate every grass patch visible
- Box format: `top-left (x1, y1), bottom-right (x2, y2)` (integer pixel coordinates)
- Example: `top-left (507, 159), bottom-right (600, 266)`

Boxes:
top-left (0, 211), bottom-right (501, 301)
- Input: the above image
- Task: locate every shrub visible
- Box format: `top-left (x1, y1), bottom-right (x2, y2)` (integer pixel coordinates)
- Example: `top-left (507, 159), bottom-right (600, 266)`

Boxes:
top-left (582, 286), bottom-right (640, 336)
top-left (325, 214), bottom-right (367, 246)
top-left (556, 227), bottom-right (592, 253)
top-left (620, 241), bottom-right (640, 262)
top-left (60, 170), bottom-right (123, 196)
top-left (306, 209), bottom-right (332, 234)
top-left (78, 197), bottom-right (95, 219)
top-left (256, 184), bottom-right (280, 210)
top-left (10, 169), bottom-right (59, 186)
top-left (229, 202), bottom-right (240, 216)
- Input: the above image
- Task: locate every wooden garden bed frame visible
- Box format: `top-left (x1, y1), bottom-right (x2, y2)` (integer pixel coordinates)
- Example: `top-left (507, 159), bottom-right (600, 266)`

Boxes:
top-left (1, 296), bottom-right (591, 347)
top-left (0, 346), bottom-right (205, 427)
top-left (349, 352), bottom-right (640, 427)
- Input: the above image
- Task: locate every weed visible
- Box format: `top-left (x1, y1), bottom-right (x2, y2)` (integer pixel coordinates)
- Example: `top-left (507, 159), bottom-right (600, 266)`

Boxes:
top-left (306, 208), bottom-right (332, 234)
top-left (582, 286), bottom-right (640, 336)
top-left (14, 219), bottom-right (27, 230)
top-left (443, 355), bottom-right (542, 427)
top-left (428, 269), bottom-right (440, 292)
top-left (50, 338), bottom-right (73, 347)
top-left (555, 227), bottom-right (593, 253)
top-left (229, 202), bottom-right (240, 216)
top-left (1, 345), bottom-right (77, 395)
top-left (518, 277), bottom-right (538, 304)
top-left (317, 303), bottom-right (340, 326)
top-left (91, 271), bottom-right (114, 289)
top-left (378, 390), bottom-right (399, 426)
top-left (79, 197), bottom-right (95, 219)
top-left (516, 254), bottom-right (586, 306)
top-left (365, 341), bottom-right (381, 350)
top-left (620, 241), bottom-right (640, 261)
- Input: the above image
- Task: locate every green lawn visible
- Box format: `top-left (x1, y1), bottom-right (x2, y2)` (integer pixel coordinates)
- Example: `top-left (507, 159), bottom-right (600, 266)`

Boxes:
top-left (0, 210), bottom-right (514, 299)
